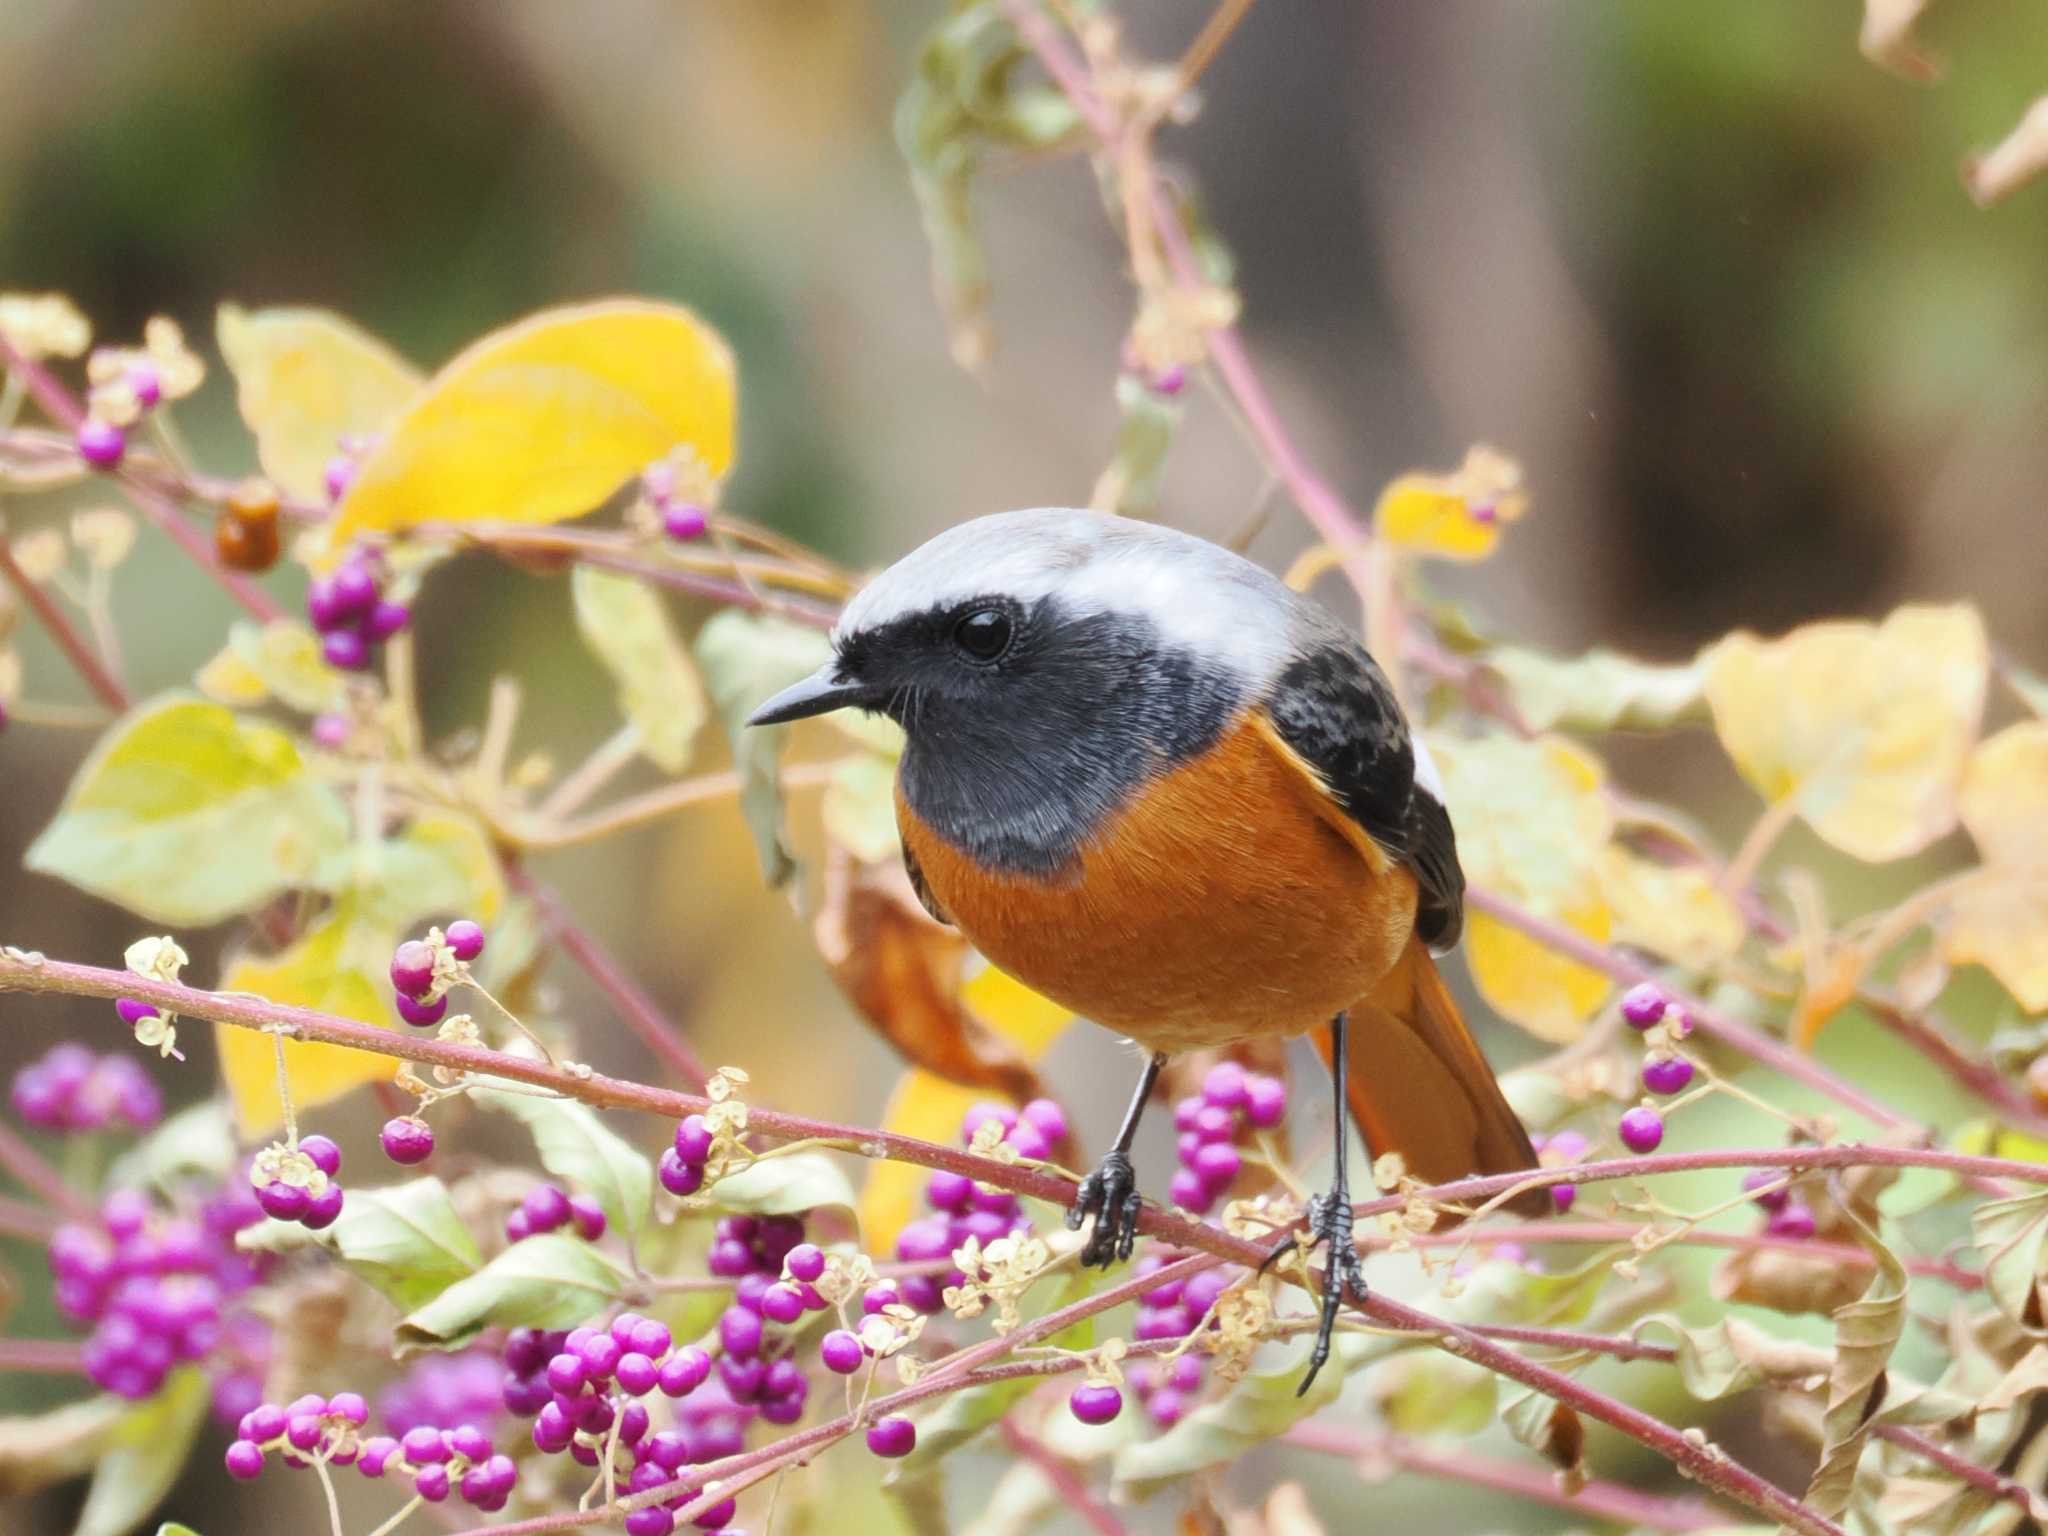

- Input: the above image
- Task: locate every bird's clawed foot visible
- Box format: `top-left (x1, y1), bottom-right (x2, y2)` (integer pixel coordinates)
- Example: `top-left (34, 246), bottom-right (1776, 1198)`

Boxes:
top-left (1066, 1148), bottom-right (1142, 1269)
top-left (1260, 1188), bottom-right (1367, 1396)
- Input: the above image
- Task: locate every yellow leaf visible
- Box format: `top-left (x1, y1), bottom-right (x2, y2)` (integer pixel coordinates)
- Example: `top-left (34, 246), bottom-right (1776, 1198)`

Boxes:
top-left (1430, 731), bottom-right (1615, 1040)
top-left (1466, 903), bottom-right (1615, 1045)
top-left (217, 903), bottom-right (396, 1137)
top-left (1374, 444), bottom-right (1525, 560)
top-left (1702, 604), bottom-right (1988, 863)
top-left (1944, 723), bottom-right (2048, 1010)
top-left (1597, 845), bottom-right (1743, 968)
top-left (216, 305), bottom-right (422, 504)
top-left (858, 964), bottom-right (1074, 1252)
top-left (327, 300), bottom-right (735, 549)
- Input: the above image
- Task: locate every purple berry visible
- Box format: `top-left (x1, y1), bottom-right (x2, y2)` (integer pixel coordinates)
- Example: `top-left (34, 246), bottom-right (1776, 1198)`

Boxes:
top-left (660, 1148), bottom-right (706, 1197)
top-left (1152, 364), bottom-right (1187, 395)
top-left (960, 1102), bottom-right (1015, 1142)
top-left (895, 1217), bottom-right (954, 1264)
top-left (306, 577), bottom-right (347, 633)
top-left (444, 919), bottom-right (486, 962)
top-left (1551, 1182), bottom-right (1577, 1213)
top-left (719, 1354), bottom-right (766, 1401)
top-left (311, 712), bottom-right (350, 750)
top-left (75, 418), bottom-right (125, 468)
top-left (570, 1195), bottom-right (607, 1241)
top-left (734, 1272), bottom-right (773, 1313)
top-left (1743, 1170), bottom-right (1791, 1214)
top-left (447, 1424), bottom-right (491, 1462)
top-left (1768, 1202), bottom-right (1818, 1240)
top-left (1641, 1056), bottom-right (1695, 1096)
top-left (867, 1415), bottom-right (916, 1458)
top-left (1168, 1168), bottom-right (1211, 1214)
top-left (328, 1390), bottom-right (368, 1425)
top-left (1135, 1304), bottom-right (1193, 1341)
top-left (330, 562), bottom-right (378, 617)
top-left (302, 1183), bottom-right (345, 1230)
top-left (784, 1242), bottom-right (826, 1284)
top-left (533, 1403), bottom-right (572, 1453)
top-left (381, 1116), bottom-right (434, 1165)
top-left (126, 362), bottom-right (162, 408)
top-left (862, 1283), bottom-right (900, 1316)
top-left (1244, 1075), bottom-right (1287, 1129)
top-left (662, 503), bottom-right (708, 541)
top-left (395, 992), bottom-right (447, 1028)
top-left (225, 1439), bottom-right (264, 1479)
top-left (1172, 1096), bottom-right (1204, 1133)
top-left (674, 1115), bottom-right (715, 1165)
top-left (577, 1332), bottom-right (623, 1381)
top-left (1191, 1141), bottom-right (1241, 1190)
top-left (365, 600), bottom-right (410, 641)
top-left (1148, 1386), bottom-right (1189, 1425)
top-left (390, 941), bottom-right (437, 1000)
top-left (627, 1508), bottom-right (676, 1536)
top-left (659, 1346), bottom-right (711, 1398)
top-left (242, 1402), bottom-right (287, 1443)
top-left (625, 1319), bottom-right (671, 1358)
top-left (546, 1353), bottom-right (585, 1396)
top-left (402, 1428), bottom-right (448, 1466)
top-left (757, 1215), bottom-right (804, 1263)
top-left (694, 1498), bottom-right (737, 1531)
top-left (1181, 1268), bottom-right (1230, 1318)
top-left (1620, 982), bottom-right (1669, 1029)
top-left (719, 1306), bottom-right (763, 1358)
top-left (1201, 1061), bottom-right (1249, 1110)
top-left (321, 627), bottom-right (370, 672)
top-left (256, 1181), bottom-right (311, 1223)
top-left (357, 1436), bottom-right (399, 1477)
top-left (323, 455), bottom-right (355, 502)
top-left (1618, 1107), bottom-right (1665, 1154)
top-left (1005, 1120), bottom-right (1050, 1161)
top-left (115, 998), bottom-right (159, 1027)
top-left (1190, 1105), bottom-right (1235, 1143)
top-left (286, 1413), bottom-right (325, 1452)
top-left (298, 1135), bottom-right (342, 1178)
top-left (1020, 1097), bottom-right (1068, 1144)
top-left (760, 1284), bottom-right (805, 1325)
top-left (1069, 1383), bottom-right (1124, 1425)
top-left (616, 1352), bottom-right (659, 1396)
top-left (925, 1170), bottom-right (973, 1213)
top-left (821, 1329), bottom-right (863, 1375)
top-left (505, 1209), bottom-right (533, 1243)
top-left (706, 1237), bottom-right (753, 1277)
top-left (414, 1463), bottom-right (450, 1503)
top-left (503, 1372), bottom-right (550, 1417)
top-left (523, 1184), bottom-right (572, 1233)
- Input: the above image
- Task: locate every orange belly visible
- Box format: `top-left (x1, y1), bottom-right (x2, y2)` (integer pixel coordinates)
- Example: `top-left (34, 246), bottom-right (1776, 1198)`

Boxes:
top-left (897, 711), bottom-right (1418, 1054)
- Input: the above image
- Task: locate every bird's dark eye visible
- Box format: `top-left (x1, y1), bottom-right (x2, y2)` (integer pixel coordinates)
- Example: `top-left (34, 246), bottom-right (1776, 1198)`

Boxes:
top-left (952, 607), bottom-right (1012, 662)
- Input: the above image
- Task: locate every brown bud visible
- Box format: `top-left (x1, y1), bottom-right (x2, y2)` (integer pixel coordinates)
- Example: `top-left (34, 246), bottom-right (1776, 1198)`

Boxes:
top-left (216, 477), bottom-right (281, 572)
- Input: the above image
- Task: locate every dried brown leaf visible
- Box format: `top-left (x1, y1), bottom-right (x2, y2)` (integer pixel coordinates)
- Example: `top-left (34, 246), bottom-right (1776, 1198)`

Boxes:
top-left (815, 852), bottom-right (1044, 1103)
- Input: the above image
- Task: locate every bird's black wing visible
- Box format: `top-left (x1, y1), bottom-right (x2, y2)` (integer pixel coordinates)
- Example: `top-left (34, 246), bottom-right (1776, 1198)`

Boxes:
top-left (1263, 641), bottom-right (1464, 950)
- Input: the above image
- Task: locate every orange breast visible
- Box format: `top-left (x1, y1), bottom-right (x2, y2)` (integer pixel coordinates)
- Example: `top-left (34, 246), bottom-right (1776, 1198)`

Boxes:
top-left (897, 710), bottom-right (1418, 1054)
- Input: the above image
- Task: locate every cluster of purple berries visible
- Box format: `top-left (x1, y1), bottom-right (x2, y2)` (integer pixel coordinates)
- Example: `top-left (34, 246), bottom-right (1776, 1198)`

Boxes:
top-left (307, 550), bottom-right (409, 673)
top-left (380, 1351), bottom-right (508, 1439)
top-left (661, 1111), bottom-right (717, 1198)
top-left (388, 919), bottom-right (485, 1028)
top-left (1128, 1250), bottom-right (1233, 1424)
top-left (1743, 1170), bottom-right (1817, 1240)
top-left (253, 1134), bottom-right (346, 1231)
top-left (10, 1042), bottom-right (161, 1133)
top-left (51, 1183), bottom-right (269, 1401)
top-left (226, 1393), bottom-right (518, 1513)
top-left (506, 1182), bottom-right (608, 1245)
top-left (892, 1100), bottom-right (1063, 1312)
top-left (643, 461), bottom-right (709, 543)
top-left (505, 1313), bottom-right (750, 1533)
top-left (1169, 1061), bottom-right (1286, 1217)
top-left (1617, 981), bottom-right (1697, 1152)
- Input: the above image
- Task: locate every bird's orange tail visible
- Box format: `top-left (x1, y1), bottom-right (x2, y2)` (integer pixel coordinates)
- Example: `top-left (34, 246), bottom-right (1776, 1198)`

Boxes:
top-left (1314, 936), bottom-right (1548, 1218)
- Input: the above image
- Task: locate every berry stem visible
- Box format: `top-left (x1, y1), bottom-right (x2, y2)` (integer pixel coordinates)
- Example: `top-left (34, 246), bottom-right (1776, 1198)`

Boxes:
top-left (0, 333), bottom-right (84, 430)
top-left (363, 1494), bottom-right (425, 1536)
top-left (312, 1453), bottom-right (346, 1536)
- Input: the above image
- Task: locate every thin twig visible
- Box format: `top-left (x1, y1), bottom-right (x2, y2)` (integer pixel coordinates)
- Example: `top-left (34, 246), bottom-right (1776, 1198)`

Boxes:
top-left (1000, 1419), bottom-right (1127, 1536)
top-left (0, 1116), bottom-right (93, 1222)
top-left (507, 865), bottom-right (710, 1091)
top-left (0, 1337), bottom-right (87, 1374)
top-left (0, 533), bottom-right (129, 710)
top-left (1876, 1424), bottom-right (2044, 1521)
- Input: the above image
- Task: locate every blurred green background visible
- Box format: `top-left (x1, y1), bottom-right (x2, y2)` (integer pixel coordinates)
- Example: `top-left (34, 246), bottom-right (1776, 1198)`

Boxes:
top-left (2, 1), bottom-right (2045, 1531)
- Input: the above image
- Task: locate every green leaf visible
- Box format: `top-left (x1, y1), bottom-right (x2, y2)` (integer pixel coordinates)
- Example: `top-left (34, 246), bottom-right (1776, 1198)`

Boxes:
top-left (894, 2), bottom-right (1080, 370)
top-left (479, 1089), bottom-right (654, 1248)
top-left (1973, 1189), bottom-right (2048, 1336)
top-left (26, 695), bottom-right (350, 924)
top-left (0, 1394), bottom-right (127, 1496)
top-left (822, 753), bottom-right (901, 863)
top-left (1112, 1335), bottom-right (1381, 1500)
top-left (196, 620), bottom-right (349, 715)
top-left (695, 610), bottom-right (833, 887)
top-left (396, 1233), bottom-right (627, 1354)
top-left (572, 565), bottom-right (708, 773)
top-left (75, 1367), bottom-right (208, 1536)
top-left (1377, 1352), bottom-right (1497, 1435)
top-left (1485, 645), bottom-right (1708, 733)
top-left (336, 809), bottom-right (507, 932)
top-left (320, 1178), bottom-right (480, 1309)
top-left (1090, 373), bottom-right (1183, 520)
top-left (108, 1099), bottom-right (237, 1194)
top-left (707, 1151), bottom-right (858, 1222)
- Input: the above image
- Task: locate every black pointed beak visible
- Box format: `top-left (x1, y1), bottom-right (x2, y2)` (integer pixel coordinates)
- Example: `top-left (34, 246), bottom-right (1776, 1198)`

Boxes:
top-left (746, 664), bottom-right (877, 727)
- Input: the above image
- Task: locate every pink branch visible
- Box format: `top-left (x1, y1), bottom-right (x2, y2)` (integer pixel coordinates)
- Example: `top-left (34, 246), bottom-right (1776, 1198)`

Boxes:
top-left (0, 534), bottom-right (129, 711)
top-left (1286, 1424), bottom-right (1731, 1532)
top-left (0, 334), bottom-right (85, 430)
top-left (0, 1336), bottom-right (87, 1374)
top-left (1001, 1419), bottom-right (1129, 1536)
top-left (0, 1117), bottom-right (92, 1223)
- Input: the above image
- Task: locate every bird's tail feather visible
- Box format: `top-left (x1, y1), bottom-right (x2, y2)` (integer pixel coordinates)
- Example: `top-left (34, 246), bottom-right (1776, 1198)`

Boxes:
top-left (1315, 937), bottom-right (1549, 1219)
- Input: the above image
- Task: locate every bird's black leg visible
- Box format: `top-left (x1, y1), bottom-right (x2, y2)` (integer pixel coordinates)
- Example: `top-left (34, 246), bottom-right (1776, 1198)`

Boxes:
top-left (1066, 1052), bottom-right (1164, 1268)
top-left (1260, 1011), bottom-right (1367, 1395)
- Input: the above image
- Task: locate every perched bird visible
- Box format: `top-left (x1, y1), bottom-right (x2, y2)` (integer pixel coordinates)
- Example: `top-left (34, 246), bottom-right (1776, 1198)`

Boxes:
top-left (749, 508), bottom-right (1542, 1387)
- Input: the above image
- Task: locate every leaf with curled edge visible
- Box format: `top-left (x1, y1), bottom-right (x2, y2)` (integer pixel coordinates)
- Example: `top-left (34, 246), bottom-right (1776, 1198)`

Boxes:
top-left (395, 1234), bottom-right (626, 1354)
top-left (1799, 1200), bottom-right (1909, 1523)
top-left (1503, 1391), bottom-right (1586, 1493)
top-left (695, 609), bottom-right (832, 887)
top-left (478, 1088), bottom-right (653, 1249)
top-left (1974, 1191), bottom-right (2048, 1337)
top-left (1633, 1314), bottom-right (1835, 1401)
top-left (815, 853), bottom-right (1045, 1104)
